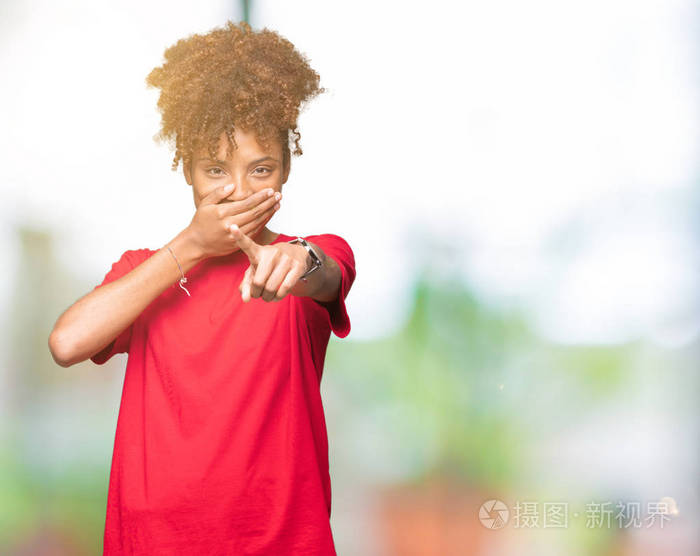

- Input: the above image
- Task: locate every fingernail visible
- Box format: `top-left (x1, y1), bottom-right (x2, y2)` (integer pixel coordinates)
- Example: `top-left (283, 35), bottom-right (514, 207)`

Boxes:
top-left (274, 192), bottom-right (281, 201)
top-left (230, 223), bottom-right (239, 232)
top-left (224, 183), bottom-right (235, 192)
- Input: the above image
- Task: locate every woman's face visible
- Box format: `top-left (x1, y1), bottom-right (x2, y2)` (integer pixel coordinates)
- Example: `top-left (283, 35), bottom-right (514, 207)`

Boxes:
top-left (184, 128), bottom-right (290, 208)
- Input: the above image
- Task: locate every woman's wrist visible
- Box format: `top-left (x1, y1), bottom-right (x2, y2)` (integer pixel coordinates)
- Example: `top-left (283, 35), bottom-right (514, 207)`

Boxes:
top-left (166, 228), bottom-right (208, 272)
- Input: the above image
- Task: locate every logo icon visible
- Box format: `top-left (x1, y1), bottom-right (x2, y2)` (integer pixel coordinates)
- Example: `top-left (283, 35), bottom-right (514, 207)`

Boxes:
top-left (479, 499), bottom-right (509, 529)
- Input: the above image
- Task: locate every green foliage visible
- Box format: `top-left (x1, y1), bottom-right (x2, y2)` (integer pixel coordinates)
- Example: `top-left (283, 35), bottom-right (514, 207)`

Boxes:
top-left (0, 436), bottom-right (107, 555)
top-left (327, 272), bottom-right (636, 493)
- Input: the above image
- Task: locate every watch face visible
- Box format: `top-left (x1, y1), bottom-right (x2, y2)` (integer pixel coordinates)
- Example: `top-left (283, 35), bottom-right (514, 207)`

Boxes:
top-left (289, 237), bottom-right (322, 270)
top-left (307, 246), bottom-right (321, 264)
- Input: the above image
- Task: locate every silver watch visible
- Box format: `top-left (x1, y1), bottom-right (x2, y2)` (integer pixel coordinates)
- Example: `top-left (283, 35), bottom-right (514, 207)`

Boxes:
top-left (288, 237), bottom-right (323, 281)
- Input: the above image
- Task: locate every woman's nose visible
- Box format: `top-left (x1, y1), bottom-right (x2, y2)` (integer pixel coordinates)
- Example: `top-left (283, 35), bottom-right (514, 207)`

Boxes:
top-left (226, 181), bottom-right (253, 201)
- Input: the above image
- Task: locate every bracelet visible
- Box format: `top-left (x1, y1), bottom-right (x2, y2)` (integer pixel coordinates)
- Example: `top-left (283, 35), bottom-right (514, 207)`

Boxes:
top-left (166, 245), bottom-right (191, 296)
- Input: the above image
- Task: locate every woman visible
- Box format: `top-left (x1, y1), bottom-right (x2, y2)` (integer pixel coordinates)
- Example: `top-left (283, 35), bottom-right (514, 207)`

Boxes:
top-left (48, 21), bottom-right (355, 555)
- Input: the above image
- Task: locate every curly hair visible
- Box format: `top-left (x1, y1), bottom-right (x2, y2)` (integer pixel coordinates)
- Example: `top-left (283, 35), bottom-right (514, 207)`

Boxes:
top-left (145, 20), bottom-right (325, 172)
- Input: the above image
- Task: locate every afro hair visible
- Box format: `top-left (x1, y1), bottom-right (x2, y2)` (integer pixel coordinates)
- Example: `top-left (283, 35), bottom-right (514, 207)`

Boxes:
top-left (145, 20), bottom-right (325, 172)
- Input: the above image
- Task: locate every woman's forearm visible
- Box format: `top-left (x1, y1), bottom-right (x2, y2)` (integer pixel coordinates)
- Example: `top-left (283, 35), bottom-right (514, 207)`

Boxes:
top-left (48, 228), bottom-right (205, 367)
top-left (289, 241), bottom-right (342, 303)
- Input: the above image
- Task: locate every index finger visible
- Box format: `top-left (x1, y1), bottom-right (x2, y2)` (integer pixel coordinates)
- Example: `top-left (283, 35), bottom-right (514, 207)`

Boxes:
top-left (218, 188), bottom-right (275, 211)
top-left (229, 224), bottom-right (261, 264)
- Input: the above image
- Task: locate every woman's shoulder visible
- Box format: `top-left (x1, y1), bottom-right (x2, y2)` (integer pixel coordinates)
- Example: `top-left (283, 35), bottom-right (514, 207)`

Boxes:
top-left (301, 233), bottom-right (353, 252)
top-left (116, 247), bottom-right (158, 267)
top-left (128, 247), bottom-right (158, 259)
top-left (282, 232), bottom-right (351, 245)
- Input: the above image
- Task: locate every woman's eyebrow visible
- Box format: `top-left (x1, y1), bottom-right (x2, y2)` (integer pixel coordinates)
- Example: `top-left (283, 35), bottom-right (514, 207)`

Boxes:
top-left (197, 157), bottom-right (227, 165)
top-left (197, 156), bottom-right (279, 165)
top-left (248, 156), bottom-right (279, 165)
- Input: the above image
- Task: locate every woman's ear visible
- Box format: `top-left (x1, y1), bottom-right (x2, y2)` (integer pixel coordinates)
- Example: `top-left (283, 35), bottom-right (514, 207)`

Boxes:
top-left (183, 158), bottom-right (193, 186)
top-left (281, 158), bottom-right (291, 185)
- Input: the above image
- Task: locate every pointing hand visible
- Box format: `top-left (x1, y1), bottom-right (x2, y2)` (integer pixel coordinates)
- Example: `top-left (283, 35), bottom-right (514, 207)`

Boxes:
top-left (230, 225), bottom-right (311, 303)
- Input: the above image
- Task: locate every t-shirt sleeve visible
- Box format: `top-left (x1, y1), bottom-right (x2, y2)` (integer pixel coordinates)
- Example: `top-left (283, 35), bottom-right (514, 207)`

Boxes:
top-left (305, 234), bottom-right (356, 338)
top-left (89, 249), bottom-right (149, 365)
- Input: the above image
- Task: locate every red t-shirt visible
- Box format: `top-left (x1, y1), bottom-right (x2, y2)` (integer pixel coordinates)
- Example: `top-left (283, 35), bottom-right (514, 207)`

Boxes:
top-left (90, 232), bottom-right (356, 555)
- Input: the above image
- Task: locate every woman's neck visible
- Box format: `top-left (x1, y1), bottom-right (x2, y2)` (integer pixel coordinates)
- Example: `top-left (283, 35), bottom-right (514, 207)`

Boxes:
top-left (255, 226), bottom-right (279, 246)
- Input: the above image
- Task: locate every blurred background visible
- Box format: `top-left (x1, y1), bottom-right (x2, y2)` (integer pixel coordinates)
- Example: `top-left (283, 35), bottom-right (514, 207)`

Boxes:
top-left (1, 0), bottom-right (698, 554)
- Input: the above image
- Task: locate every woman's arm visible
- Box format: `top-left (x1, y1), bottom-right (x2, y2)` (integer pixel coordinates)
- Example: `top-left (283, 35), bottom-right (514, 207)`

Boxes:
top-left (287, 240), bottom-right (341, 303)
top-left (48, 183), bottom-right (279, 367)
top-left (48, 229), bottom-right (204, 367)
top-left (229, 227), bottom-right (351, 305)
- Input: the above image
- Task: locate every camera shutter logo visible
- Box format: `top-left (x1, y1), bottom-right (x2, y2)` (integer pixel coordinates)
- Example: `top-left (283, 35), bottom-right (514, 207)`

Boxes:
top-left (479, 499), bottom-right (509, 530)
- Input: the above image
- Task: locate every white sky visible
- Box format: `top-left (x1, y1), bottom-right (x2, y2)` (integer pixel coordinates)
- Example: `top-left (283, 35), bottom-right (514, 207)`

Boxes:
top-left (1, 0), bottom-right (698, 345)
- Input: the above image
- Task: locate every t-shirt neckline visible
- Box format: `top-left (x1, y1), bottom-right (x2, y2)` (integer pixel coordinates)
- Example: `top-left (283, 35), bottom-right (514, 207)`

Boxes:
top-left (270, 231), bottom-right (290, 245)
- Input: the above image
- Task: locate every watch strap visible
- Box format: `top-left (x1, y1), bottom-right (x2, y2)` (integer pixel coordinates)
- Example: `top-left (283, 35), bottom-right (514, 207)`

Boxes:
top-left (288, 237), bottom-right (323, 281)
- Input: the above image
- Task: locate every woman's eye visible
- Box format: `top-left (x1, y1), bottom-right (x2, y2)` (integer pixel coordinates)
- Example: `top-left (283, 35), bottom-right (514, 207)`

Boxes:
top-left (253, 167), bottom-right (271, 175)
top-left (207, 168), bottom-right (225, 176)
